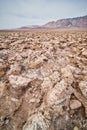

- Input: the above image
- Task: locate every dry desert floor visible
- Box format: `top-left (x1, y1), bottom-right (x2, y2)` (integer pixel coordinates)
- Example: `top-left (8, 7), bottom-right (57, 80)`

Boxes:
top-left (0, 29), bottom-right (87, 130)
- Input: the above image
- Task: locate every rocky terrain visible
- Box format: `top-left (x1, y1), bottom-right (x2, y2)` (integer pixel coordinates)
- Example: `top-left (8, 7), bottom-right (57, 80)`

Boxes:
top-left (0, 29), bottom-right (87, 130)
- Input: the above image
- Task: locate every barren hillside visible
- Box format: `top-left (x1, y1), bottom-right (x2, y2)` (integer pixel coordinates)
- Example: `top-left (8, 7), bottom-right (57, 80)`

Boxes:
top-left (43, 15), bottom-right (87, 28)
top-left (19, 15), bottom-right (87, 29)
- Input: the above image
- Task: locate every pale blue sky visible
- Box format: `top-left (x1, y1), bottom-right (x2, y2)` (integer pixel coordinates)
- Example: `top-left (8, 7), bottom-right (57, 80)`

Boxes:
top-left (0, 0), bottom-right (87, 29)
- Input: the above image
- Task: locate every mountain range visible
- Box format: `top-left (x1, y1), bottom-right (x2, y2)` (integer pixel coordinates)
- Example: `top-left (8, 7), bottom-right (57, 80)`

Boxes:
top-left (19, 15), bottom-right (87, 29)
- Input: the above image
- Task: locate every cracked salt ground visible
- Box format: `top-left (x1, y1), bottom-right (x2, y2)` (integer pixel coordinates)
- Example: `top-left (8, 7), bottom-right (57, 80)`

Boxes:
top-left (0, 30), bottom-right (87, 130)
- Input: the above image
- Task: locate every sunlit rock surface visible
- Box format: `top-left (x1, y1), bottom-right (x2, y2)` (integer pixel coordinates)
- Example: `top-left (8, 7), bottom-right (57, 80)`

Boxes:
top-left (0, 30), bottom-right (87, 130)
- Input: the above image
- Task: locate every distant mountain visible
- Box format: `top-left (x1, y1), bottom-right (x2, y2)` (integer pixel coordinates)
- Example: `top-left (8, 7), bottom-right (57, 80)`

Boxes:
top-left (19, 15), bottom-right (87, 29)
top-left (19, 25), bottom-right (41, 30)
top-left (42, 15), bottom-right (87, 28)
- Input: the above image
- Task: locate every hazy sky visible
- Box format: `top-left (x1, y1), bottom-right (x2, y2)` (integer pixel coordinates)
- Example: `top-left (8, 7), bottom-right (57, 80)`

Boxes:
top-left (0, 0), bottom-right (87, 29)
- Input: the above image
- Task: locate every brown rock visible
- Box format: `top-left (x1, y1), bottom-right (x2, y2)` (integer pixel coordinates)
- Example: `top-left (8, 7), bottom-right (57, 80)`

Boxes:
top-left (8, 75), bottom-right (31, 89)
top-left (0, 81), bottom-right (6, 98)
top-left (79, 81), bottom-right (87, 98)
top-left (70, 100), bottom-right (81, 110)
top-left (8, 63), bottom-right (22, 75)
top-left (41, 77), bottom-right (53, 92)
top-left (82, 49), bottom-right (87, 57)
top-left (0, 63), bottom-right (8, 77)
top-left (23, 113), bottom-right (50, 130)
top-left (61, 65), bottom-right (74, 84)
top-left (46, 79), bottom-right (69, 112)
top-left (0, 70), bottom-right (5, 77)
top-left (49, 71), bottom-right (60, 84)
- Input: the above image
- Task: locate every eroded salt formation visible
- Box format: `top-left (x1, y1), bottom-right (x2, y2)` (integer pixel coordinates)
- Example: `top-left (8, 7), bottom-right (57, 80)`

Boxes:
top-left (0, 30), bottom-right (87, 130)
